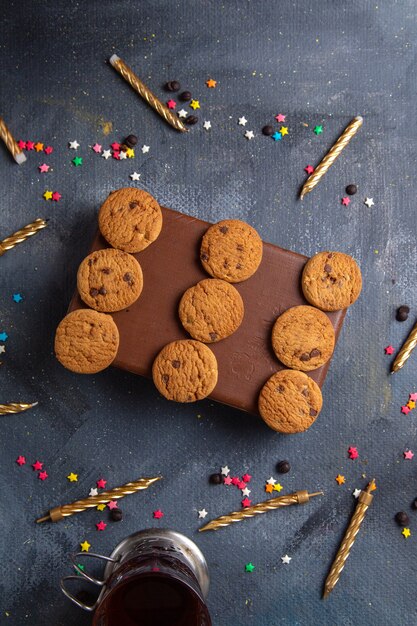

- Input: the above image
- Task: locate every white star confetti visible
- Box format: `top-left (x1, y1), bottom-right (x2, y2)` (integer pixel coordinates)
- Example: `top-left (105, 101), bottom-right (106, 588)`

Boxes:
top-left (141, 145), bottom-right (150, 154)
top-left (89, 488), bottom-right (98, 497)
top-left (178, 109), bottom-right (188, 119)
top-left (102, 149), bottom-right (111, 159)
top-left (198, 509), bottom-right (208, 519)
top-left (130, 172), bottom-right (141, 181)
top-left (281, 555), bottom-right (292, 565)
top-left (364, 197), bottom-right (374, 208)
top-left (119, 151), bottom-right (127, 160)
top-left (221, 466), bottom-right (230, 476)
top-left (266, 477), bottom-right (276, 485)
top-left (244, 130), bottom-right (254, 140)
top-left (238, 116), bottom-right (248, 126)
top-left (353, 488), bottom-right (361, 498)
top-left (242, 487), bottom-right (251, 497)
top-left (0, 345), bottom-right (5, 354)
top-left (203, 120), bottom-right (212, 131)
top-left (69, 140), bottom-right (80, 150)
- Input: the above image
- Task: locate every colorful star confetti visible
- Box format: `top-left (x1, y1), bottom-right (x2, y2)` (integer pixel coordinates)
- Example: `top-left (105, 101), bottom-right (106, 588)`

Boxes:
top-left (89, 488), bottom-right (98, 497)
top-left (69, 140), bottom-right (80, 149)
top-left (178, 109), bottom-right (188, 119)
top-left (12, 293), bottom-right (23, 303)
top-left (238, 117), bottom-right (247, 126)
top-left (80, 540), bottom-right (91, 552)
top-left (245, 562), bottom-right (255, 573)
top-left (198, 509), bottom-right (208, 519)
top-left (221, 466), bottom-right (230, 476)
top-left (206, 78), bottom-right (217, 88)
top-left (16, 455), bottom-right (26, 466)
top-left (0, 332), bottom-right (8, 342)
top-left (32, 460), bottom-right (43, 471)
top-left (279, 126), bottom-right (288, 136)
top-left (43, 190), bottom-right (53, 200)
top-left (67, 472), bottom-right (78, 482)
top-left (107, 501), bottom-right (118, 510)
top-left (34, 142), bottom-right (44, 152)
top-left (130, 172), bottom-right (141, 181)
top-left (38, 471), bottom-right (48, 481)
top-left (38, 164), bottom-right (50, 173)
top-left (348, 446), bottom-right (358, 460)
top-left (402, 528), bottom-right (411, 538)
top-left (401, 405), bottom-right (411, 415)
top-left (404, 450), bottom-right (414, 460)
top-left (167, 99), bottom-right (176, 110)
top-left (341, 197), bottom-right (351, 206)
top-left (241, 497), bottom-right (252, 508)
top-left (52, 191), bottom-right (62, 202)
top-left (153, 509), bottom-right (164, 519)
top-left (203, 120), bottom-right (212, 131)
top-left (92, 143), bottom-right (102, 153)
top-left (272, 131), bottom-right (282, 141)
top-left (313, 125), bottom-right (323, 135)
top-left (384, 345), bottom-right (394, 355)
top-left (72, 156), bottom-right (83, 167)
top-left (141, 145), bottom-right (150, 154)
top-left (245, 130), bottom-right (254, 140)
top-left (364, 197), bottom-right (375, 208)
top-left (273, 483), bottom-right (283, 492)
top-left (335, 474), bottom-right (345, 485)
top-left (275, 114), bottom-right (286, 123)
top-left (96, 478), bottom-right (107, 489)
top-left (96, 504), bottom-right (106, 511)
top-left (281, 555), bottom-right (291, 564)
top-left (102, 149), bottom-right (111, 159)
top-left (223, 475), bottom-right (233, 485)
top-left (242, 473), bottom-right (252, 483)
top-left (352, 488), bottom-right (361, 498)
top-left (96, 521), bottom-right (107, 531)
top-left (190, 100), bottom-right (200, 110)
top-left (44, 146), bottom-right (53, 155)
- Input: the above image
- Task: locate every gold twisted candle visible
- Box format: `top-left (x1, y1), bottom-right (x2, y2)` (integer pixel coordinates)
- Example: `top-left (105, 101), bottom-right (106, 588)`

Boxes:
top-left (0, 116), bottom-right (26, 164)
top-left (36, 476), bottom-right (161, 523)
top-left (109, 55), bottom-right (187, 133)
top-left (0, 218), bottom-right (47, 257)
top-left (391, 321), bottom-right (417, 373)
top-left (0, 402), bottom-right (38, 415)
top-left (323, 480), bottom-right (375, 598)
top-left (199, 490), bottom-right (323, 532)
top-left (300, 116), bottom-right (363, 199)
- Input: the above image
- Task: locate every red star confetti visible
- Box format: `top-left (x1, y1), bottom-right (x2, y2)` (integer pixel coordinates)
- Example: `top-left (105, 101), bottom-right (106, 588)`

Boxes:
top-left (153, 509), bottom-right (164, 519)
top-left (16, 455), bottom-right (26, 466)
top-left (231, 477), bottom-right (240, 486)
top-left (107, 501), bottom-right (118, 510)
top-left (112, 151), bottom-right (120, 160)
top-left (304, 165), bottom-right (314, 175)
top-left (401, 405), bottom-right (411, 415)
top-left (335, 474), bottom-right (345, 485)
top-left (96, 478), bottom-right (107, 489)
top-left (348, 446), bottom-right (359, 460)
top-left (237, 481), bottom-right (247, 490)
top-left (242, 473), bottom-right (252, 483)
top-left (384, 345), bottom-right (394, 355)
top-left (167, 99), bottom-right (176, 110)
top-left (111, 142), bottom-right (120, 151)
top-left (26, 141), bottom-right (35, 151)
top-left (92, 143), bottom-right (102, 153)
top-left (341, 197), bottom-right (350, 206)
top-left (223, 476), bottom-right (233, 485)
top-left (52, 191), bottom-right (61, 202)
top-left (38, 471), bottom-right (48, 481)
top-left (404, 450), bottom-right (414, 460)
top-left (275, 114), bottom-right (286, 123)
top-left (96, 521), bottom-right (107, 531)
top-left (17, 140), bottom-right (26, 149)
top-left (38, 163), bottom-right (50, 173)
top-left (44, 146), bottom-right (53, 155)
top-left (409, 393), bottom-right (417, 401)
top-left (241, 498), bottom-right (252, 508)
top-left (32, 460), bottom-right (43, 471)
top-left (34, 142), bottom-right (44, 152)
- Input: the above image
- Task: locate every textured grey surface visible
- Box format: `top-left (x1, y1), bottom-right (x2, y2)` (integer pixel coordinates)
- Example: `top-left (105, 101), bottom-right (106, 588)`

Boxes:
top-left (1, 1), bottom-right (416, 624)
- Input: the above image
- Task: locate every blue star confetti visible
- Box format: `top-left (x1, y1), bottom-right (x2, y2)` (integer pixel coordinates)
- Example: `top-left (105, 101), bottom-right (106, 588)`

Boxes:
top-left (12, 293), bottom-right (23, 303)
top-left (272, 132), bottom-right (282, 141)
top-left (0, 332), bottom-right (8, 342)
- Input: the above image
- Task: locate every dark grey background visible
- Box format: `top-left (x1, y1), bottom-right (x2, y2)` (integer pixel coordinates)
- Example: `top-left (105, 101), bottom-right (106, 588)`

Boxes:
top-left (1, 1), bottom-right (416, 624)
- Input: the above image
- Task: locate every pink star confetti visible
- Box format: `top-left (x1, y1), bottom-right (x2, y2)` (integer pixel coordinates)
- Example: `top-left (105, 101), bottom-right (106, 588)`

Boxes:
top-left (223, 476), bottom-right (233, 485)
top-left (16, 455), bottom-right (26, 466)
top-left (26, 141), bottom-right (35, 151)
top-left (304, 165), bottom-right (314, 175)
top-left (167, 99), bottom-right (176, 110)
top-left (38, 163), bottom-right (50, 173)
top-left (107, 500), bottom-right (118, 510)
top-left (92, 143), bottom-right (102, 153)
top-left (275, 114), bottom-right (286, 123)
top-left (231, 476), bottom-right (240, 486)
top-left (17, 140), bottom-right (26, 150)
top-left (241, 498), bottom-right (252, 508)
top-left (111, 142), bottom-right (120, 151)
top-left (96, 478), bottom-right (107, 489)
top-left (96, 521), bottom-right (107, 531)
top-left (401, 405), bottom-right (411, 415)
top-left (341, 197), bottom-right (351, 206)
top-left (348, 446), bottom-right (358, 460)
top-left (384, 345), bottom-right (394, 355)
top-left (38, 471), bottom-right (48, 481)
top-left (52, 191), bottom-right (61, 202)
top-left (237, 481), bottom-right (247, 490)
top-left (242, 473), bottom-right (252, 483)
top-left (404, 450), bottom-right (414, 460)
top-left (410, 393), bottom-right (417, 402)
top-left (153, 509), bottom-right (164, 519)
top-left (44, 146), bottom-right (53, 155)
top-left (32, 460), bottom-right (43, 471)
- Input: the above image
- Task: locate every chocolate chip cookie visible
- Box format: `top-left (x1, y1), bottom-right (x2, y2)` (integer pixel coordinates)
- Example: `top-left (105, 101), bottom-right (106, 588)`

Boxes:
top-left (98, 187), bottom-right (163, 253)
top-left (272, 305), bottom-right (335, 371)
top-left (302, 251), bottom-right (362, 311)
top-left (55, 309), bottom-right (119, 374)
top-left (258, 369), bottom-right (323, 433)
top-left (152, 339), bottom-right (218, 402)
top-left (77, 248), bottom-right (143, 312)
top-left (178, 278), bottom-right (244, 343)
top-left (200, 219), bottom-right (263, 283)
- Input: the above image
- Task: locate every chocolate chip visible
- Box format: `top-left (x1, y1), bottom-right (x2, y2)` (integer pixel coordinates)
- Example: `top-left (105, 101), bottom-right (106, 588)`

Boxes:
top-left (276, 384), bottom-right (285, 392)
top-left (219, 226), bottom-right (229, 234)
top-left (101, 268), bottom-right (111, 274)
top-left (172, 360), bottom-right (180, 369)
top-left (162, 374), bottom-right (169, 383)
top-left (324, 264), bottom-right (332, 273)
top-left (123, 272), bottom-right (133, 282)
top-left (201, 253), bottom-right (209, 262)
top-left (262, 125), bottom-right (274, 136)
top-left (346, 184), bottom-right (357, 195)
top-left (185, 115), bottom-right (198, 125)
top-left (301, 388), bottom-right (309, 397)
top-left (209, 473), bottom-right (223, 485)
top-left (209, 332), bottom-right (218, 341)
top-left (125, 134), bottom-right (138, 148)
top-left (179, 90), bottom-right (192, 101)
top-left (88, 259), bottom-right (93, 266)
top-left (236, 244), bottom-right (244, 251)
top-left (310, 348), bottom-right (321, 358)
top-left (129, 201), bottom-right (138, 209)
top-left (236, 263), bottom-right (242, 269)
top-left (396, 305), bottom-right (410, 322)
top-left (165, 80), bottom-right (180, 92)
top-left (110, 508), bottom-right (123, 522)
top-left (276, 460), bottom-right (290, 474)
top-left (90, 288), bottom-right (99, 297)
top-left (411, 498), bottom-right (417, 510)
top-left (300, 353), bottom-right (311, 361)
top-left (223, 261), bottom-right (229, 268)
top-left (98, 287), bottom-right (107, 295)
top-left (309, 408), bottom-right (317, 417)
top-left (395, 511), bottom-right (410, 526)
top-left (327, 253), bottom-right (333, 259)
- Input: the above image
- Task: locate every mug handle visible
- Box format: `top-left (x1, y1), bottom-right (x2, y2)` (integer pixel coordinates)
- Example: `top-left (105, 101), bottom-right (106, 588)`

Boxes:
top-left (60, 552), bottom-right (118, 612)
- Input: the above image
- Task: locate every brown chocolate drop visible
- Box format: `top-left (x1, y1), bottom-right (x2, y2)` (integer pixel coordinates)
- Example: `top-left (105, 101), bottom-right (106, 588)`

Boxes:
top-left (236, 263), bottom-right (242, 269)
top-left (236, 244), bottom-right (244, 252)
top-left (324, 264), bottom-right (332, 273)
top-left (309, 408), bottom-right (317, 417)
top-left (129, 202), bottom-right (138, 209)
top-left (219, 226), bottom-right (229, 234)
top-left (201, 253), bottom-right (209, 261)
top-left (276, 384), bottom-right (285, 392)
top-left (90, 288), bottom-right (99, 297)
top-left (123, 272), bottom-right (133, 282)
top-left (209, 332), bottom-right (218, 342)
top-left (98, 287), bottom-right (107, 295)
top-left (327, 253), bottom-right (333, 259)
top-left (102, 268), bottom-right (111, 274)
top-left (88, 259), bottom-right (93, 266)
top-left (162, 374), bottom-right (169, 383)
top-left (300, 353), bottom-right (311, 361)
top-left (310, 348), bottom-right (321, 358)
top-left (172, 360), bottom-right (180, 369)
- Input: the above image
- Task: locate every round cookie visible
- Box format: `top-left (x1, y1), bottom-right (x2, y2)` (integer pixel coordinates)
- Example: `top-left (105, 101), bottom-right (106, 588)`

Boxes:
top-left (98, 187), bottom-right (163, 253)
top-left (302, 251), bottom-right (362, 311)
top-left (179, 278), bottom-right (244, 343)
top-left (55, 309), bottom-right (119, 374)
top-left (200, 219), bottom-right (263, 283)
top-left (272, 305), bottom-right (335, 371)
top-left (77, 248), bottom-right (143, 313)
top-left (152, 340), bottom-right (218, 402)
top-left (258, 369), bottom-right (323, 433)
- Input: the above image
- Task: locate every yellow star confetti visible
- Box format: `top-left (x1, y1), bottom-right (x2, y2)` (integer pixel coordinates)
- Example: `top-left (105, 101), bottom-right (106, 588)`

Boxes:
top-left (279, 126), bottom-right (289, 136)
top-left (402, 527), bottom-right (411, 538)
top-left (190, 99), bottom-right (200, 110)
top-left (273, 483), bottom-right (283, 492)
top-left (97, 503), bottom-right (106, 511)
top-left (407, 400), bottom-right (416, 410)
top-left (206, 78), bottom-right (217, 88)
top-left (335, 474), bottom-right (345, 485)
top-left (80, 540), bottom-right (91, 552)
top-left (125, 147), bottom-right (135, 158)
top-left (43, 190), bottom-right (53, 200)
top-left (67, 472), bottom-right (78, 482)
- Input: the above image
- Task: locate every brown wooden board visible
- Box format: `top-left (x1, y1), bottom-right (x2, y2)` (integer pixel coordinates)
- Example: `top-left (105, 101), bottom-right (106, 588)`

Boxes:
top-left (68, 206), bottom-right (346, 416)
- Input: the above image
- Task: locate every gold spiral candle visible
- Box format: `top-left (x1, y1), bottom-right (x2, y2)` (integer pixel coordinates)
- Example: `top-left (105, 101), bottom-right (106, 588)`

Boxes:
top-left (0, 218), bottom-right (47, 257)
top-left (109, 55), bottom-right (187, 133)
top-left (323, 480), bottom-right (375, 598)
top-left (36, 476), bottom-right (161, 523)
top-left (0, 402), bottom-right (38, 415)
top-left (199, 490), bottom-right (323, 532)
top-left (300, 116), bottom-right (363, 199)
top-left (0, 116), bottom-right (27, 164)
top-left (391, 321), bottom-right (417, 373)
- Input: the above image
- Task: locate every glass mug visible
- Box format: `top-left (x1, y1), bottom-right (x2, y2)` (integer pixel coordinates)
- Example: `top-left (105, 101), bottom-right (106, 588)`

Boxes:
top-left (61, 528), bottom-right (212, 626)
